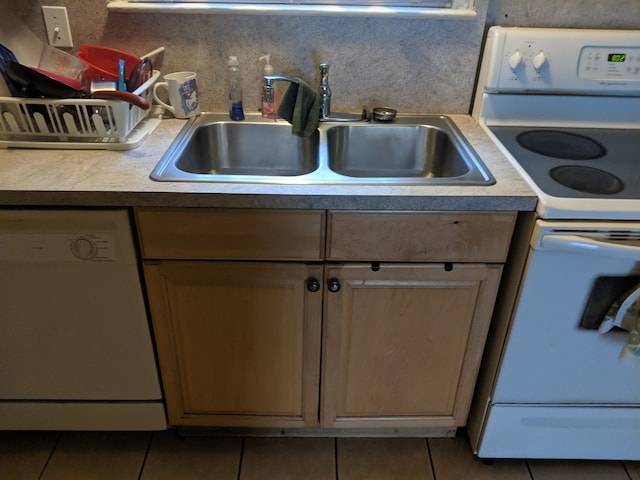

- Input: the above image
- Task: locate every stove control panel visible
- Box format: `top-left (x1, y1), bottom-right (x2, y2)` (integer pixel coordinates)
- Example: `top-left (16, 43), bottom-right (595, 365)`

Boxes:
top-left (578, 46), bottom-right (640, 81)
top-left (478, 27), bottom-right (640, 95)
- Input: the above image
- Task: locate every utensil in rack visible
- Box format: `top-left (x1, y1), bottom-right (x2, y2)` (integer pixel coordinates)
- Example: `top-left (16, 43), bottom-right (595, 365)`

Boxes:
top-left (141, 47), bottom-right (165, 63)
top-left (117, 59), bottom-right (126, 91)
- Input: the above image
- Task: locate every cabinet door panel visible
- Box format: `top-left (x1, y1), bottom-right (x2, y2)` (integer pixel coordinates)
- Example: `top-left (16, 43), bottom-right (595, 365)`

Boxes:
top-left (144, 261), bottom-right (323, 428)
top-left (321, 263), bottom-right (502, 429)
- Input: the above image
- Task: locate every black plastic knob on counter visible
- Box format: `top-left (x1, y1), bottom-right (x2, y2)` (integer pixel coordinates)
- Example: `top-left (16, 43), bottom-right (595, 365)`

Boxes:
top-left (306, 278), bottom-right (320, 292)
top-left (327, 278), bottom-right (341, 293)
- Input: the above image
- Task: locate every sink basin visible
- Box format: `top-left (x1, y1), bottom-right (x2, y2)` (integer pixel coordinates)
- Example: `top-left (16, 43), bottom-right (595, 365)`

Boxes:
top-left (171, 122), bottom-right (318, 177)
top-left (326, 125), bottom-right (470, 178)
top-left (150, 113), bottom-right (495, 186)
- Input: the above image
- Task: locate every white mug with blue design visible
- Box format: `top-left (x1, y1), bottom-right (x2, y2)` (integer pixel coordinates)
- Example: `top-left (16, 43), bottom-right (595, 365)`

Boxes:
top-left (153, 71), bottom-right (200, 119)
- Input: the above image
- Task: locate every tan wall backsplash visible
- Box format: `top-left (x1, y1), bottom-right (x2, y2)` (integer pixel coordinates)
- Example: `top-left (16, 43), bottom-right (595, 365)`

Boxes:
top-left (487, 0), bottom-right (640, 29)
top-left (3, 0), bottom-right (639, 115)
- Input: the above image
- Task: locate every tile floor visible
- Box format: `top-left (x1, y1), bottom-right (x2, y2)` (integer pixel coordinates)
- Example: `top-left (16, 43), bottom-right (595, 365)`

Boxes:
top-left (0, 429), bottom-right (638, 480)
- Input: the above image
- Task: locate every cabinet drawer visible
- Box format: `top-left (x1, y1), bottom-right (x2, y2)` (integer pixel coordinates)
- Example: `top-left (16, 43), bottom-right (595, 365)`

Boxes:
top-left (327, 211), bottom-right (516, 262)
top-left (135, 207), bottom-right (325, 260)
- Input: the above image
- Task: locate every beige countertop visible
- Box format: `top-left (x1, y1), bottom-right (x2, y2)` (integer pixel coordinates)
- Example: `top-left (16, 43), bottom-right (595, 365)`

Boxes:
top-left (0, 114), bottom-right (537, 211)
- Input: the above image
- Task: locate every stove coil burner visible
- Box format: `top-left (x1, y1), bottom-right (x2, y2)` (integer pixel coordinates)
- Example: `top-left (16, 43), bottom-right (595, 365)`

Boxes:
top-left (550, 166), bottom-right (624, 195)
top-left (516, 130), bottom-right (607, 160)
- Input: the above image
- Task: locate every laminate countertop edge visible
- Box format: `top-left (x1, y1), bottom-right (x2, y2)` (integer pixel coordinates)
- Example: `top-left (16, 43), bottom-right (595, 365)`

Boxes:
top-left (0, 114), bottom-right (537, 211)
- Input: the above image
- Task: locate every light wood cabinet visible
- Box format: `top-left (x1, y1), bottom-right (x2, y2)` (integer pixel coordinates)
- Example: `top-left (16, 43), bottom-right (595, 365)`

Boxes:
top-left (135, 207), bottom-right (325, 261)
top-left (321, 263), bottom-right (502, 428)
top-left (143, 261), bottom-right (323, 428)
top-left (137, 207), bottom-right (325, 428)
top-left (327, 211), bottom-right (515, 262)
top-left (135, 207), bottom-right (516, 431)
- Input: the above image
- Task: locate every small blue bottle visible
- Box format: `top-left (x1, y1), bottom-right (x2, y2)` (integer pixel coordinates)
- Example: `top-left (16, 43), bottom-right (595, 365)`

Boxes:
top-left (228, 56), bottom-right (244, 121)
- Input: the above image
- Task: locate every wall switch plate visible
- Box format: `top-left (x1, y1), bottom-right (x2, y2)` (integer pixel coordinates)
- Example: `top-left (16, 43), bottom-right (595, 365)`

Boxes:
top-left (42, 6), bottom-right (73, 48)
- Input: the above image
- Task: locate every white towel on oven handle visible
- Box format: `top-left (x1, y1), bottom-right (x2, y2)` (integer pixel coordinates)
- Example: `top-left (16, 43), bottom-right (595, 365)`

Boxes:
top-left (619, 325), bottom-right (640, 367)
top-left (598, 284), bottom-right (640, 334)
top-left (598, 283), bottom-right (640, 367)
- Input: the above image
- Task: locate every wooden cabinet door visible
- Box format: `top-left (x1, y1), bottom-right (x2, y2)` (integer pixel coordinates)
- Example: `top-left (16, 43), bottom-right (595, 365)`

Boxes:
top-left (144, 260), bottom-right (323, 428)
top-left (321, 263), bottom-right (502, 429)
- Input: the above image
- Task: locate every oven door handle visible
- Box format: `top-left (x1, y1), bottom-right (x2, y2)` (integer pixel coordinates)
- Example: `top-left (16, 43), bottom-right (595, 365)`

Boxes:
top-left (540, 234), bottom-right (640, 260)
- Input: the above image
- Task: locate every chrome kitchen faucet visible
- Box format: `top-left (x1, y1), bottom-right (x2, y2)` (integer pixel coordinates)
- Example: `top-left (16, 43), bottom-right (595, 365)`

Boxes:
top-left (319, 63), bottom-right (331, 120)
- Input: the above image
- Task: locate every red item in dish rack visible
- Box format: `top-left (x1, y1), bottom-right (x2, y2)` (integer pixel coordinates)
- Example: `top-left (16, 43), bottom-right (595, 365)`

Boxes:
top-left (32, 67), bottom-right (85, 91)
top-left (76, 45), bottom-right (140, 82)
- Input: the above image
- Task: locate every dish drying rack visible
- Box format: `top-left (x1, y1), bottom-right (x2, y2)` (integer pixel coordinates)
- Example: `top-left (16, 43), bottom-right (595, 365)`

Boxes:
top-left (0, 70), bottom-right (161, 150)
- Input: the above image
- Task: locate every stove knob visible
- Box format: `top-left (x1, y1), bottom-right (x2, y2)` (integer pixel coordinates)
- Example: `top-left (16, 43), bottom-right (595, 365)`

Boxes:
top-left (532, 51), bottom-right (548, 71)
top-left (508, 50), bottom-right (523, 71)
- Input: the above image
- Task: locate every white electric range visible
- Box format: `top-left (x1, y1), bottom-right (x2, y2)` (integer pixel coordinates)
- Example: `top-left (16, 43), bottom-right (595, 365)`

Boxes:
top-left (469, 27), bottom-right (640, 460)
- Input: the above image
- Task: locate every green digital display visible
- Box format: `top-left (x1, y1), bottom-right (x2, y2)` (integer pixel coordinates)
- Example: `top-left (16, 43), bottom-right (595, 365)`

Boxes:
top-left (608, 53), bottom-right (626, 62)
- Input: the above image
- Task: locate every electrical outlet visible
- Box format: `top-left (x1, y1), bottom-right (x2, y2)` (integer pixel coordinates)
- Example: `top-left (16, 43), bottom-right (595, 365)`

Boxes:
top-left (42, 6), bottom-right (73, 48)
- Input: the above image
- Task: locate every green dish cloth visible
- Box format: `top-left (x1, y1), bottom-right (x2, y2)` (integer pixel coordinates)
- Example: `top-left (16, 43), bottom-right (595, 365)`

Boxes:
top-left (277, 80), bottom-right (321, 137)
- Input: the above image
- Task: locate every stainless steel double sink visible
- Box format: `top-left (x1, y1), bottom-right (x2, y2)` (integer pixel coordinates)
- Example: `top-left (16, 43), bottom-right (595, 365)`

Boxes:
top-left (150, 113), bottom-right (495, 186)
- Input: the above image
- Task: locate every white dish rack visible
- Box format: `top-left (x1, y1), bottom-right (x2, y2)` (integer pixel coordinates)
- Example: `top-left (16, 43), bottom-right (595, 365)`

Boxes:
top-left (0, 70), bottom-right (161, 150)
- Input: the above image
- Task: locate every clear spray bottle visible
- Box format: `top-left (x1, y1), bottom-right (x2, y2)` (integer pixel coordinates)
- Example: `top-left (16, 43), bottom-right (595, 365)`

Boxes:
top-left (228, 56), bottom-right (245, 121)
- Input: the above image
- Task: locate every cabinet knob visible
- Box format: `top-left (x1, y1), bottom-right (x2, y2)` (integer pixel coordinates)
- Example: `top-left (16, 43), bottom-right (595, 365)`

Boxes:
top-left (327, 278), bottom-right (341, 293)
top-left (306, 278), bottom-right (321, 292)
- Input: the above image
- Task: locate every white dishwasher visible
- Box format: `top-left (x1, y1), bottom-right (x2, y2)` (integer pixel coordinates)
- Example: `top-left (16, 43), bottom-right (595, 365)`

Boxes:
top-left (0, 209), bottom-right (166, 430)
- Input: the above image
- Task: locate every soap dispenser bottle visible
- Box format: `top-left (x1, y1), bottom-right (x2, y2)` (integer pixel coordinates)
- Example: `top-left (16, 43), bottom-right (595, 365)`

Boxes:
top-left (260, 54), bottom-right (279, 119)
top-left (228, 55), bottom-right (245, 121)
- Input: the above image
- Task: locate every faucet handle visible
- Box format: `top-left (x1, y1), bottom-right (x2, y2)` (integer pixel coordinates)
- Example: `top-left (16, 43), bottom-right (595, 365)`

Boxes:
top-left (318, 63), bottom-right (331, 119)
top-left (319, 63), bottom-right (330, 86)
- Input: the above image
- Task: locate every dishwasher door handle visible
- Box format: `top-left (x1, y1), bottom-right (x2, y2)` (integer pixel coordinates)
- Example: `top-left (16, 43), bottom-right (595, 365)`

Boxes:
top-left (540, 234), bottom-right (640, 260)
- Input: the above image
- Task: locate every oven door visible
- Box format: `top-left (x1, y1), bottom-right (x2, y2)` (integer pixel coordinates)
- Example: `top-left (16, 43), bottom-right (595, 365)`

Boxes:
top-left (492, 220), bottom-right (640, 405)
